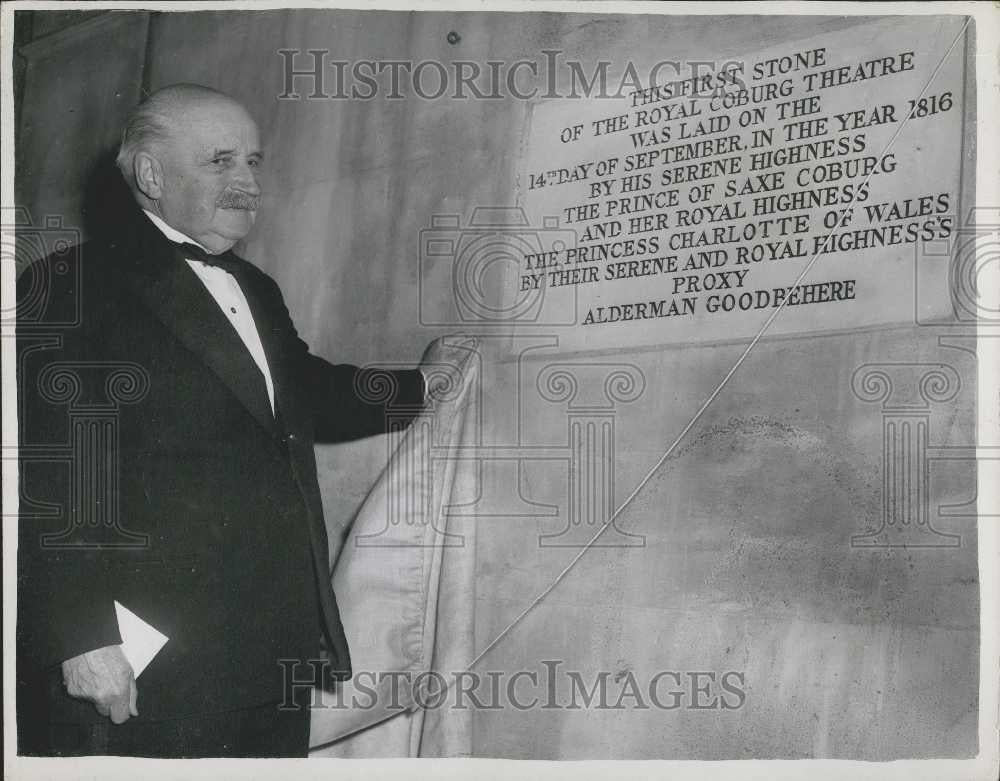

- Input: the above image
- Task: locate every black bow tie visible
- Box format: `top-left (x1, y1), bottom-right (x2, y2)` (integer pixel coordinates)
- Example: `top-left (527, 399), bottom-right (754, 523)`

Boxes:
top-left (173, 241), bottom-right (240, 274)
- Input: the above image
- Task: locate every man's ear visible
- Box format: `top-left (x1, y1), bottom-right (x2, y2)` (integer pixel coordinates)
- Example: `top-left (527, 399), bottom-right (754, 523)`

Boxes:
top-left (133, 151), bottom-right (164, 200)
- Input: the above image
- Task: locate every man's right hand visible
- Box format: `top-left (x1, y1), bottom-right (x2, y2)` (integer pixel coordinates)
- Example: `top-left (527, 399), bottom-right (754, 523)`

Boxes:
top-left (61, 645), bottom-right (138, 724)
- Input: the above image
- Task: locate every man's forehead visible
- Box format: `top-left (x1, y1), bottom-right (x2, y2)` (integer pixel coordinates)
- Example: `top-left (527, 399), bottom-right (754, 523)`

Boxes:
top-left (170, 101), bottom-right (260, 151)
top-left (178, 99), bottom-right (256, 127)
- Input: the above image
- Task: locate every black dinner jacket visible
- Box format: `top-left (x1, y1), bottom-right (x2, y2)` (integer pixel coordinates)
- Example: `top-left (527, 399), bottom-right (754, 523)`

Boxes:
top-left (16, 212), bottom-right (425, 724)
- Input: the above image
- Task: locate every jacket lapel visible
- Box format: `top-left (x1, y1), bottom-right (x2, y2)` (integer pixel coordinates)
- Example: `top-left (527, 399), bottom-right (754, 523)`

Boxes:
top-left (115, 217), bottom-right (279, 438)
top-left (225, 262), bottom-right (304, 440)
top-left (227, 259), bottom-right (352, 673)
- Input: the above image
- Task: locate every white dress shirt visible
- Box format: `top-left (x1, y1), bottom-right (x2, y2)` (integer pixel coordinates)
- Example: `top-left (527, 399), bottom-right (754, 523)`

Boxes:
top-left (142, 210), bottom-right (276, 414)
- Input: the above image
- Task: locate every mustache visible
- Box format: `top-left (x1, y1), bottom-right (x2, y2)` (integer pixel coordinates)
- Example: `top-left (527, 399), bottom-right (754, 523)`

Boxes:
top-left (216, 190), bottom-right (261, 210)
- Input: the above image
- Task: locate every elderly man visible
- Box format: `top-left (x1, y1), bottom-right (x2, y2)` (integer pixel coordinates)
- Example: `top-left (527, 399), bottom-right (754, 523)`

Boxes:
top-left (17, 84), bottom-right (448, 757)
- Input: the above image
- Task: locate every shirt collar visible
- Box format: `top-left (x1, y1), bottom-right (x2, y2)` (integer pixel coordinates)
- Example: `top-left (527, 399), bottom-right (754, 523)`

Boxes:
top-left (141, 209), bottom-right (212, 254)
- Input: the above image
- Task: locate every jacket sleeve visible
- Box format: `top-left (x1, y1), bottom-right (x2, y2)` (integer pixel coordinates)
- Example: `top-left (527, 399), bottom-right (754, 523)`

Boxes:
top-left (303, 357), bottom-right (426, 443)
top-left (254, 270), bottom-right (426, 443)
top-left (16, 258), bottom-right (122, 671)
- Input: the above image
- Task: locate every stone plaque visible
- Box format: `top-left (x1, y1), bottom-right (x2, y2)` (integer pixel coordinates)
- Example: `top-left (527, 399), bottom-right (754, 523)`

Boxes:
top-left (516, 17), bottom-right (970, 351)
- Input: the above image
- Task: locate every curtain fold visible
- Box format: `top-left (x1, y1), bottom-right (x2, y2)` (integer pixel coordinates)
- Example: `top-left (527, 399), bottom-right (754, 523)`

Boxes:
top-left (310, 357), bottom-right (480, 757)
